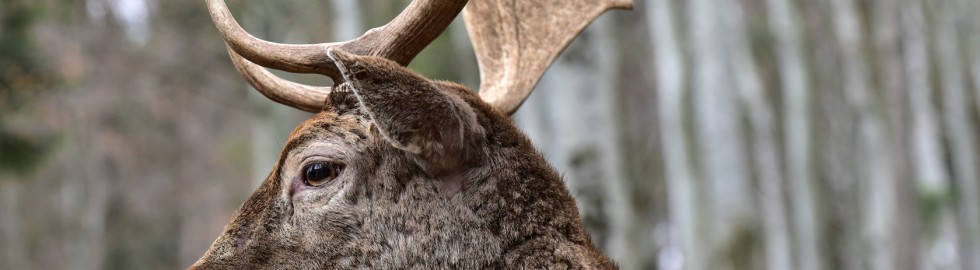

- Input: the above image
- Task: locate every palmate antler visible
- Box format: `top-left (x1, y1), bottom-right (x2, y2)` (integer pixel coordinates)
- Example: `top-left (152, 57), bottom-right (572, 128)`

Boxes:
top-left (205, 0), bottom-right (633, 115)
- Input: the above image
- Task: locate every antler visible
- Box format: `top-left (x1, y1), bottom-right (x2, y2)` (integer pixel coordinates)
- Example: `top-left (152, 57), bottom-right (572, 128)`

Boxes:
top-left (206, 0), bottom-right (467, 112)
top-left (207, 0), bottom-right (632, 114)
top-left (226, 47), bottom-right (331, 113)
top-left (464, 0), bottom-right (633, 115)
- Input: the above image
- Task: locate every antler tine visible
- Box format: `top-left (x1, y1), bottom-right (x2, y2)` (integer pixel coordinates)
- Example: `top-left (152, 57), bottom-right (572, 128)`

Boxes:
top-left (207, 0), bottom-right (468, 111)
top-left (227, 46), bottom-right (330, 113)
top-left (465, 0), bottom-right (633, 115)
top-left (206, 0), bottom-right (341, 78)
top-left (206, 0), bottom-right (468, 81)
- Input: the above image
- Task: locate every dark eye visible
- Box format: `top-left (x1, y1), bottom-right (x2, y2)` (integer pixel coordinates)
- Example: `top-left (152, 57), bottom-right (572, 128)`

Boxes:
top-left (302, 162), bottom-right (343, 187)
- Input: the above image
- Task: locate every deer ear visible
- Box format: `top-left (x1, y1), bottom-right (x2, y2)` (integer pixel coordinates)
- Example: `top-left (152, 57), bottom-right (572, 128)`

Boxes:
top-left (327, 47), bottom-right (481, 172)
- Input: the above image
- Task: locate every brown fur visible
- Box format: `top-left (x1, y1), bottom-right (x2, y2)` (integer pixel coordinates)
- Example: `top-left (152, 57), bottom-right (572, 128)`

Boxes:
top-left (190, 49), bottom-right (615, 269)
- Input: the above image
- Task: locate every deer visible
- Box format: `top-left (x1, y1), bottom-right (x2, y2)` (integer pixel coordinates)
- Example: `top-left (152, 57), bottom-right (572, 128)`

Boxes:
top-left (192, 0), bottom-right (632, 269)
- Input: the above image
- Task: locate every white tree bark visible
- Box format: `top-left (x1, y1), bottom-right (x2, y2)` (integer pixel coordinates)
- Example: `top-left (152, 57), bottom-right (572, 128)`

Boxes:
top-left (593, 16), bottom-right (641, 269)
top-left (330, 0), bottom-right (363, 41)
top-left (764, 0), bottom-right (821, 268)
top-left (901, 0), bottom-right (962, 264)
top-left (648, 0), bottom-right (700, 269)
top-left (725, 1), bottom-right (791, 269)
top-left (962, 0), bottom-right (980, 263)
top-left (902, 0), bottom-right (949, 216)
top-left (968, 0), bottom-right (980, 124)
top-left (690, 0), bottom-right (752, 224)
top-left (871, 0), bottom-right (918, 268)
top-left (0, 181), bottom-right (26, 269)
top-left (828, 0), bottom-right (897, 268)
top-left (934, 1), bottom-right (980, 268)
top-left (688, 0), bottom-right (754, 267)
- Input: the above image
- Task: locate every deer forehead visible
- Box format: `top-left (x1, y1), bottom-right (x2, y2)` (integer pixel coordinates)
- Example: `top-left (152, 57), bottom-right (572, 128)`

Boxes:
top-left (285, 112), bottom-right (374, 150)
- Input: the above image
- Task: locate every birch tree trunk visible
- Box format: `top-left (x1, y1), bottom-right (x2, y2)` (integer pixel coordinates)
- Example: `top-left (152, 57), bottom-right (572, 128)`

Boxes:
top-left (647, 0), bottom-right (701, 269)
top-left (688, 0), bottom-right (757, 268)
top-left (764, 0), bottom-right (822, 268)
top-left (726, 1), bottom-right (791, 269)
top-left (933, 1), bottom-right (980, 268)
top-left (870, 0), bottom-right (918, 268)
top-left (933, 2), bottom-right (980, 269)
top-left (901, 1), bottom-right (960, 268)
top-left (826, 0), bottom-right (898, 268)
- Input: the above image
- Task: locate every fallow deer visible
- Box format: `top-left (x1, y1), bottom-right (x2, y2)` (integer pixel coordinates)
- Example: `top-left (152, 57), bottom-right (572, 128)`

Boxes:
top-left (192, 0), bottom-right (632, 268)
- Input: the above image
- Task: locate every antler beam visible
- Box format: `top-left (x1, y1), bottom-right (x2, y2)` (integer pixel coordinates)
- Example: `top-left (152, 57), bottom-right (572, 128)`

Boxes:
top-left (206, 0), bottom-right (467, 111)
top-left (206, 0), bottom-right (467, 81)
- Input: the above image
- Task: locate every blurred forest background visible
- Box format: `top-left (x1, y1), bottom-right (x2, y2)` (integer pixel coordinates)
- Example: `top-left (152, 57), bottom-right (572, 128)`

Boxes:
top-left (2, 0), bottom-right (980, 269)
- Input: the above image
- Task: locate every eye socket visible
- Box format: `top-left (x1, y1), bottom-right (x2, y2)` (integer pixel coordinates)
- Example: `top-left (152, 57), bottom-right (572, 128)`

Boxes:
top-left (302, 162), bottom-right (344, 187)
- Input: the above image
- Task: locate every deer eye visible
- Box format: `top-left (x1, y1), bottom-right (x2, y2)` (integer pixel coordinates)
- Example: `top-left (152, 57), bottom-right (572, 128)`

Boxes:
top-left (302, 162), bottom-right (343, 187)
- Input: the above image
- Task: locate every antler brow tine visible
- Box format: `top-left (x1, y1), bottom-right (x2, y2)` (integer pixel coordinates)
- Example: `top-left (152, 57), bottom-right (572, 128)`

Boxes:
top-left (227, 46), bottom-right (331, 113)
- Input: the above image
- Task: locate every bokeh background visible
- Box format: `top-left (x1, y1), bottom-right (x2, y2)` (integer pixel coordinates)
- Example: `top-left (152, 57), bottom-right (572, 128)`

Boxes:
top-left (2, 0), bottom-right (980, 269)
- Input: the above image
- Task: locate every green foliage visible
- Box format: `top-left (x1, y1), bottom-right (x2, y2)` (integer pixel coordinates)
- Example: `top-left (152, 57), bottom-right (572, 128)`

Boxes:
top-left (0, 0), bottom-right (51, 110)
top-left (0, 126), bottom-right (52, 176)
top-left (918, 186), bottom-right (954, 236)
top-left (0, 0), bottom-right (55, 177)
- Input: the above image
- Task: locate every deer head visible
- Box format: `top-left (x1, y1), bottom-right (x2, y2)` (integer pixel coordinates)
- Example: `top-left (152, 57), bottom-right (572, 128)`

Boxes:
top-left (192, 0), bottom-right (631, 269)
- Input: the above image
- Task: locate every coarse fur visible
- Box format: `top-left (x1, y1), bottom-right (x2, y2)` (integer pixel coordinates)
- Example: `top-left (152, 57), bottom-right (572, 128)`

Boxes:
top-left (190, 49), bottom-right (615, 269)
